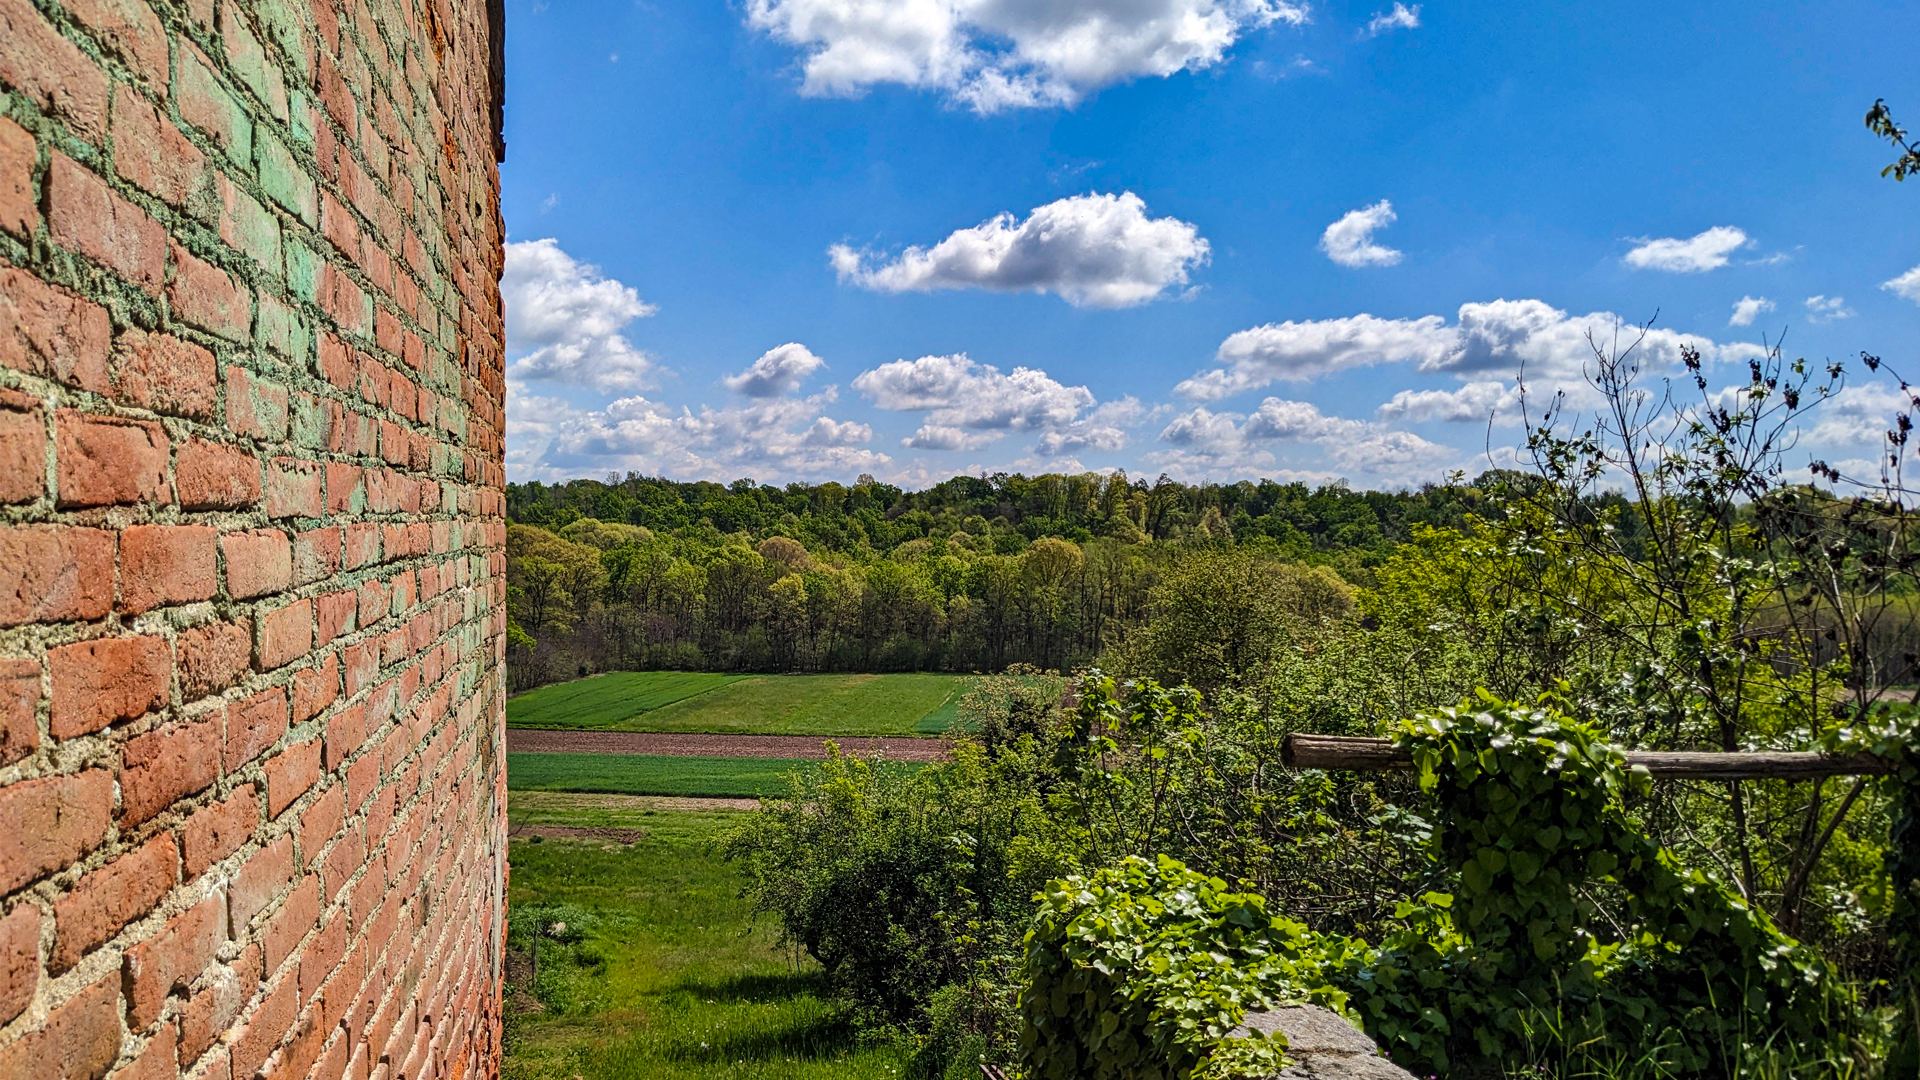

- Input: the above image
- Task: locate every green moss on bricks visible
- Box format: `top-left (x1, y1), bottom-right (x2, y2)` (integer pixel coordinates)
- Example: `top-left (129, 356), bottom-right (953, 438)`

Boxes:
top-left (255, 128), bottom-right (316, 225)
top-left (291, 392), bottom-right (328, 449)
top-left (255, 293), bottom-right (310, 363)
top-left (283, 237), bottom-right (318, 301)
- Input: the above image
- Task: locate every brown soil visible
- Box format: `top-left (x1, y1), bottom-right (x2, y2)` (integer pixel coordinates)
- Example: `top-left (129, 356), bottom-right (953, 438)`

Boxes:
top-left (507, 823), bottom-right (648, 844)
top-left (505, 729), bottom-right (950, 762)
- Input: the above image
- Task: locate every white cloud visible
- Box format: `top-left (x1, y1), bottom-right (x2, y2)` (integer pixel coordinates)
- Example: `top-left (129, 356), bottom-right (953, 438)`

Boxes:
top-left (1036, 397), bottom-right (1147, 456)
top-left (1805, 383), bottom-right (1908, 447)
top-left (1154, 397), bottom-right (1450, 483)
top-left (1376, 380), bottom-right (1521, 423)
top-left (853, 353), bottom-right (1139, 454)
top-left (1181, 298), bottom-right (1741, 401)
top-left (724, 342), bottom-right (827, 397)
top-left (1805, 295), bottom-right (1855, 323)
top-left (504, 238), bottom-right (660, 393)
top-left (1319, 200), bottom-right (1402, 268)
top-left (507, 383), bottom-right (889, 483)
top-left (831, 192), bottom-right (1209, 308)
top-left (1365, 3), bottom-right (1420, 35)
top-left (1728, 295), bottom-right (1774, 327)
top-left (746, 0), bottom-right (1309, 113)
top-left (1882, 264), bottom-right (1920, 305)
top-left (1622, 226), bottom-right (1751, 273)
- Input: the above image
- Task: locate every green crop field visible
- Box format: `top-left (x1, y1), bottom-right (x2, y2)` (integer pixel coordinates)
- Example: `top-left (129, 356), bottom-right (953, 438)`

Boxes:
top-left (507, 671), bottom-right (973, 736)
top-left (506, 752), bottom-right (820, 798)
top-left (502, 799), bottom-right (908, 1080)
top-left (506, 672), bottom-right (745, 729)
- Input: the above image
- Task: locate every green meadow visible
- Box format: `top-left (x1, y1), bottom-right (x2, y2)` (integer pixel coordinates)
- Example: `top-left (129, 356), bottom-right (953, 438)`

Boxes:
top-left (501, 799), bottom-right (909, 1080)
top-left (505, 752), bottom-right (819, 798)
top-left (506, 671), bottom-right (971, 736)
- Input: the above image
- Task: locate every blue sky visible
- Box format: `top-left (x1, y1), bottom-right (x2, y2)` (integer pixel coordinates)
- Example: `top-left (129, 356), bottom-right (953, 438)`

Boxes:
top-left (500, 0), bottom-right (1920, 490)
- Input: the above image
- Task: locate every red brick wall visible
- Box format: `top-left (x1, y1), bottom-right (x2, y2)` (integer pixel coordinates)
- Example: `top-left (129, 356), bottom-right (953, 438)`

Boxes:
top-left (0, 0), bottom-right (509, 1074)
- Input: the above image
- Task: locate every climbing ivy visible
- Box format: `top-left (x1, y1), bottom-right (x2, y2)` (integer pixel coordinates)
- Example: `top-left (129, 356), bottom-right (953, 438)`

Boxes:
top-left (1018, 855), bottom-right (1357, 1080)
top-left (1018, 694), bottom-right (1861, 1079)
top-left (1339, 695), bottom-right (1849, 1074)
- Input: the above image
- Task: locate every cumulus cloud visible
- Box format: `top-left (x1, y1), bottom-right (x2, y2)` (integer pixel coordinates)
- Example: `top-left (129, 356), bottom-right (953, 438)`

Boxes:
top-left (1154, 397), bottom-right (1449, 483)
top-left (1180, 299), bottom-right (1742, 401)
top-left (852, 353), bottom-right (1139, 454)
top-left (1885, 264), bottom-right (1920, 305)
top-left (1805, 383), bottom-right (1909, 447)
top-left (1365, 3), bottom-right (1420, 35)
top-left (1376, 380), bottom-right (1522, 423)
top-left (1728, 295), bottom-right (1775, 327)
top-left (504, 239), bottom-right (660, 393)
top-left (506, 383), bottom-right (888, 483)
top-left (1622, 226), bottom-right (1751, 273)
top-left (831, 192), bottom-right (1209, 308)
top-left (1319, 200), bottom-right (1402, 268)
top-left (746, 0), bottom-right (1308, 113)
top-left (1805, 295), bottom-right (1855, 322)
top-left (724, 342), bottom-right (827, 397)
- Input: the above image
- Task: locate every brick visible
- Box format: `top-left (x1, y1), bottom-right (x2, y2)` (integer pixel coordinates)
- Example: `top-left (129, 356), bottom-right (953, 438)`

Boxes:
top-left (298, 783), bottom-right (343, 863)
top-left (229, 835), bottom-right (294, 933)
top-left (119, 715), bottom-right (218, 826)
top-left (177, 43), bottom-right (252, 163)
top-left (176, 438), bottom-right (261, 509)
top-left (108, 1021), bottom-right (176, 1080)
top-left (168, 242), bottom-right (251, 342)
top-left (122, 889), bottom-right (225, 1027)
top-left (54, 411), bottom-right (170, 509)
top-left (110, 330), bottom-right (217, 420)
top-left (231, 969), bottom-right (297, 1080)
top-left (267, 458), bottom-right (323, 518)
top-left (181, 786), bottom-right (258, 876)
top-left (176, 618), bottom-right (251, 701)
top-left (0, 118), bottom-right (34, 236)
top-left (291, 655), bottom-right (339, 726)
top-left (224, 529), bottom-right (293, 598)
top-left (258, 599), bottom-right (313, 670)
top-left (0, 658), bottom-right (36, 767)
top-left (294, 527), bottom-right (343, 587)
top-left (260, 874), bottom-right (317, 975)
top-left (178, 947), bottom-right (254, 1061)
top-left (47, 153), bottom-right (165, 294)
top-left (47, 634), bottom-right (169, 737)
top-left (111, 89), bottom-right (205, 213)
top-left (316, 590), bottom-right (357, 646)
top-left (119, 525), bottom-right (218, 614)
top-left (0, 265), bottom-right (112, 393)
top-left (265, 739), bottom-right (321, 818)
top-left (227, 365), bottom-right (291, 440)
top-left (51, 833), bottom-right (176, 971)
top-left (218, 175), bottom-right (283, 276)
top-left (224, 687), bottom-right (287, 771)
top-left (0, 0), bottom-right (110, 144)
top-left (0, 392), bottom-right (42, 504)
top-left (0, 973), bottom-right (121, 1080)
top-left (0, 902), bottom-right (36, 1026)
top-left (0, 770), bottom-right (112, 894)
top-left (64, 0), bottom-right (169, 99)
top-left (0, 526), bottom-right (115, 627)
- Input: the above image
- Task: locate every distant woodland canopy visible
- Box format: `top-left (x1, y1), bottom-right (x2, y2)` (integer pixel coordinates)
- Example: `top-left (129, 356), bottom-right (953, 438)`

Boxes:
top-left (502, 470), bottom-right (1528, 688)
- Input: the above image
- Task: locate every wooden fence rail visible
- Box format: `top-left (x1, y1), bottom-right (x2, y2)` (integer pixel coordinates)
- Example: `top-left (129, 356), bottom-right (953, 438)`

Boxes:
top-left (1281, 734), bottom-right (1895, 781)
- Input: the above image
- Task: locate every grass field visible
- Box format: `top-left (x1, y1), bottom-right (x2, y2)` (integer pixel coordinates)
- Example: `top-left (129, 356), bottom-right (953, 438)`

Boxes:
top-left (506, 672), bottom-right (745, 729)
top-left (507, 671), bottom-right (972, 736)
top-left (507, 752), bottom-right (820, 798)
top-left (503, 798), bottom-right (908, 1080)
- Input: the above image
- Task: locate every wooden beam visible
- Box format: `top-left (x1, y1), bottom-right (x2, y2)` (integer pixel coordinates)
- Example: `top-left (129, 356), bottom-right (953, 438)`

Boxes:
top-left (1281, 734), bottom-right (1895, 780)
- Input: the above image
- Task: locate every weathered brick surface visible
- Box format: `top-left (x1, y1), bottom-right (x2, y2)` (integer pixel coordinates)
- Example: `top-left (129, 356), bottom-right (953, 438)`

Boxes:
top-left (0, 0), bottom-right (507, 1074)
